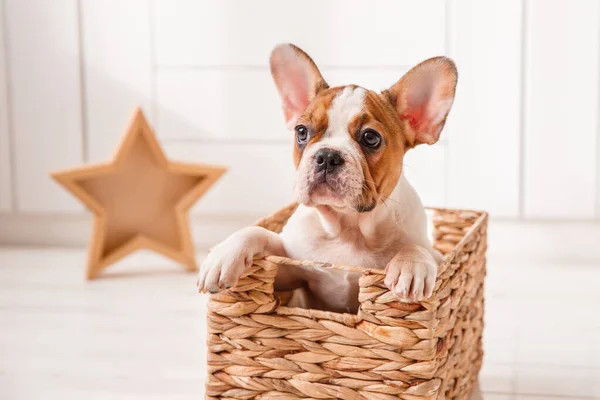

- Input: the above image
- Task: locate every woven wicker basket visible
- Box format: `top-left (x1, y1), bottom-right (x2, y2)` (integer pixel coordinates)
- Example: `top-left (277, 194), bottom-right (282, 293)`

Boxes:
top-left (206, 203), bottom-right (488, 400)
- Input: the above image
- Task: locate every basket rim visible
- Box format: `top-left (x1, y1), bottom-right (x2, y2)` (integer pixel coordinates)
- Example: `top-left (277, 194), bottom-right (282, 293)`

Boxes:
top-left (260, 206), bottom-right (488, 277)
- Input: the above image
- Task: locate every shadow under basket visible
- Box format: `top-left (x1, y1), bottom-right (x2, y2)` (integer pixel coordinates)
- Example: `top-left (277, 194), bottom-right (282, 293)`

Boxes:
top-left (206, 203), bottom-right (488, 400)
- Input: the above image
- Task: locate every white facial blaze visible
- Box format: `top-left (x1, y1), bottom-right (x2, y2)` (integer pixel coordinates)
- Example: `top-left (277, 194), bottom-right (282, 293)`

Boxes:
top-left (294, 86), bottom-right (367, 209)
top-left (326, 86), bottom-right (366, 139)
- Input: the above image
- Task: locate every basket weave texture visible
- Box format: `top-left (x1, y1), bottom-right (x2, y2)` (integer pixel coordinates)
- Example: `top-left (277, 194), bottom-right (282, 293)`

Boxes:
top-left (206, 204), bottom-right (488, 400)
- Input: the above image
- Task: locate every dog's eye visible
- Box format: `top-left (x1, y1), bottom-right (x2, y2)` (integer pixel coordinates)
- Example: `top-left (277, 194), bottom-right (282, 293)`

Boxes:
top-left (361, 130), bottom-right (381, 148)
top-left (295, 125), bottom-right (309, 144)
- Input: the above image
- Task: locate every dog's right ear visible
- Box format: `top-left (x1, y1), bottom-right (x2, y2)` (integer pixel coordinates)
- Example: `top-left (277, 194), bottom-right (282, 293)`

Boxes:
top-left (270, 44), bottom-right (328, 129)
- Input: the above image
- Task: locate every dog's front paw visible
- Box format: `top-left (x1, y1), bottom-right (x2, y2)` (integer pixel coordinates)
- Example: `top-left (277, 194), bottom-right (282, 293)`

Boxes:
top-left (197, 230), bottom-right (262, 294)
top-left (384, 246), bottom-right (438, 302)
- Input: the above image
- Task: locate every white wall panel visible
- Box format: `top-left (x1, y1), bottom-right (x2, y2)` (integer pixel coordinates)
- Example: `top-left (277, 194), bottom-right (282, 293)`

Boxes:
top-left (403, 145), bottom-right (447, 208)
top-left (154, 0), bottom-right (445, 67)
top-left (446, 0), bottom-right (522, 217)
top-left (156, 69), bottom-right (282, 141)
top-left (523, 0), bottom-right (599, 219)
top-left (5, 0), bottom-right (83, 212)
top-left (0, 0), bottom-right (12, 211)
top-left (156, 68), bottom-right (407, 141)
top-left (80, 0), bottom-right (153, 162)
top-left (164, 142), bottom-right (295, 216)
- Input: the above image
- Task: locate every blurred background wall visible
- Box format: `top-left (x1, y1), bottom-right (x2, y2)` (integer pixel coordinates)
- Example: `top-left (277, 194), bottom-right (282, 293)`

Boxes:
top-left (0, 0), bottom-right (599, 248)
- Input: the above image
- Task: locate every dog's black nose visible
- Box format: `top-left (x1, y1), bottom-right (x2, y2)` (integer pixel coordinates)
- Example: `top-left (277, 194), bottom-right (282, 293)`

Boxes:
top-left (315, 149), bottom-right (345, 173)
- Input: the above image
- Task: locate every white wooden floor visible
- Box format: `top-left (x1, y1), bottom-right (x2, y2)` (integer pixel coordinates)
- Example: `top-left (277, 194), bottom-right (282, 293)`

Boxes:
top-left (0, 240), bottom-right (599, 399)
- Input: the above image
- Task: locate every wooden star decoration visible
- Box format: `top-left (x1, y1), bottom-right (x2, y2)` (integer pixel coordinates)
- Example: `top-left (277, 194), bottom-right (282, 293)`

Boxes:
top-left (51, 107), bottom-right (226, 279)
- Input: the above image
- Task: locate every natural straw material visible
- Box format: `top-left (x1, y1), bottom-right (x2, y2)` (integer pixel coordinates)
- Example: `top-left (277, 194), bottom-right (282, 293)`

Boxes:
top-left (206, 204), bottom-right (487, 400)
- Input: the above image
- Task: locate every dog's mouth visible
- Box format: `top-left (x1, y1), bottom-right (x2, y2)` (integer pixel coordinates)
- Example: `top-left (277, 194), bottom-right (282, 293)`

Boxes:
top-left (314, 170), bottom-right (335, 186)
top-left (310, 172), bottom-right (340, 194)
top-left (307, 171), bottom-right (377, 213)
top-left (306, 171), bottom-right (345, 205)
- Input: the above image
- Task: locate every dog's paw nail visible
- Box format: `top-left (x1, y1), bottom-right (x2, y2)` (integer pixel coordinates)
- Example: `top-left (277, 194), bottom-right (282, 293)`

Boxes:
top-left (218, 279), bottom-right (232, 289)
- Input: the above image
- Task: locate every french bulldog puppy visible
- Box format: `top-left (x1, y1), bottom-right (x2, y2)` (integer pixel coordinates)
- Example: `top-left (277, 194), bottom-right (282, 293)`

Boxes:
top-left (198, 43), bottom-right (457, 313)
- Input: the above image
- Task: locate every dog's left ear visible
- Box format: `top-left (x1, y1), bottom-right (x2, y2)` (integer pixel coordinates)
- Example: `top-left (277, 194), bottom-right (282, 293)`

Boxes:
top-left (385, 57), bottom-right (457, 146)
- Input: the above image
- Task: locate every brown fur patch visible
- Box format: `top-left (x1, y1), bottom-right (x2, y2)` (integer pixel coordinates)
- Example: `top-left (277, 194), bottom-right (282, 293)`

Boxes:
top-left (360, 91), bottom-right (410, 200)
top-left (292, 87), bottom-right (344, 168)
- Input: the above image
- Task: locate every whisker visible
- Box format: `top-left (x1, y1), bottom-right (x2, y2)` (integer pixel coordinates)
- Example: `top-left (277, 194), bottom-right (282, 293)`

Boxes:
top-left (363, 179), bottom-right (377, 186)
top-left (382, 195), bottom-right (403, 206)
top-left (381, 198), bottom-right (390, 213)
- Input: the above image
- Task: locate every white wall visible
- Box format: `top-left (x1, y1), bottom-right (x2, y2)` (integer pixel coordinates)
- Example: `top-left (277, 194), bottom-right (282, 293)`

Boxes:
top-left (0, 0), bottom-right (599, 247)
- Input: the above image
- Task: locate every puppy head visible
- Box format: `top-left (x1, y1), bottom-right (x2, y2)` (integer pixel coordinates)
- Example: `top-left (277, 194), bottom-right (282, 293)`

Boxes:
top-left (270, 44), bottom-right (457, 213)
